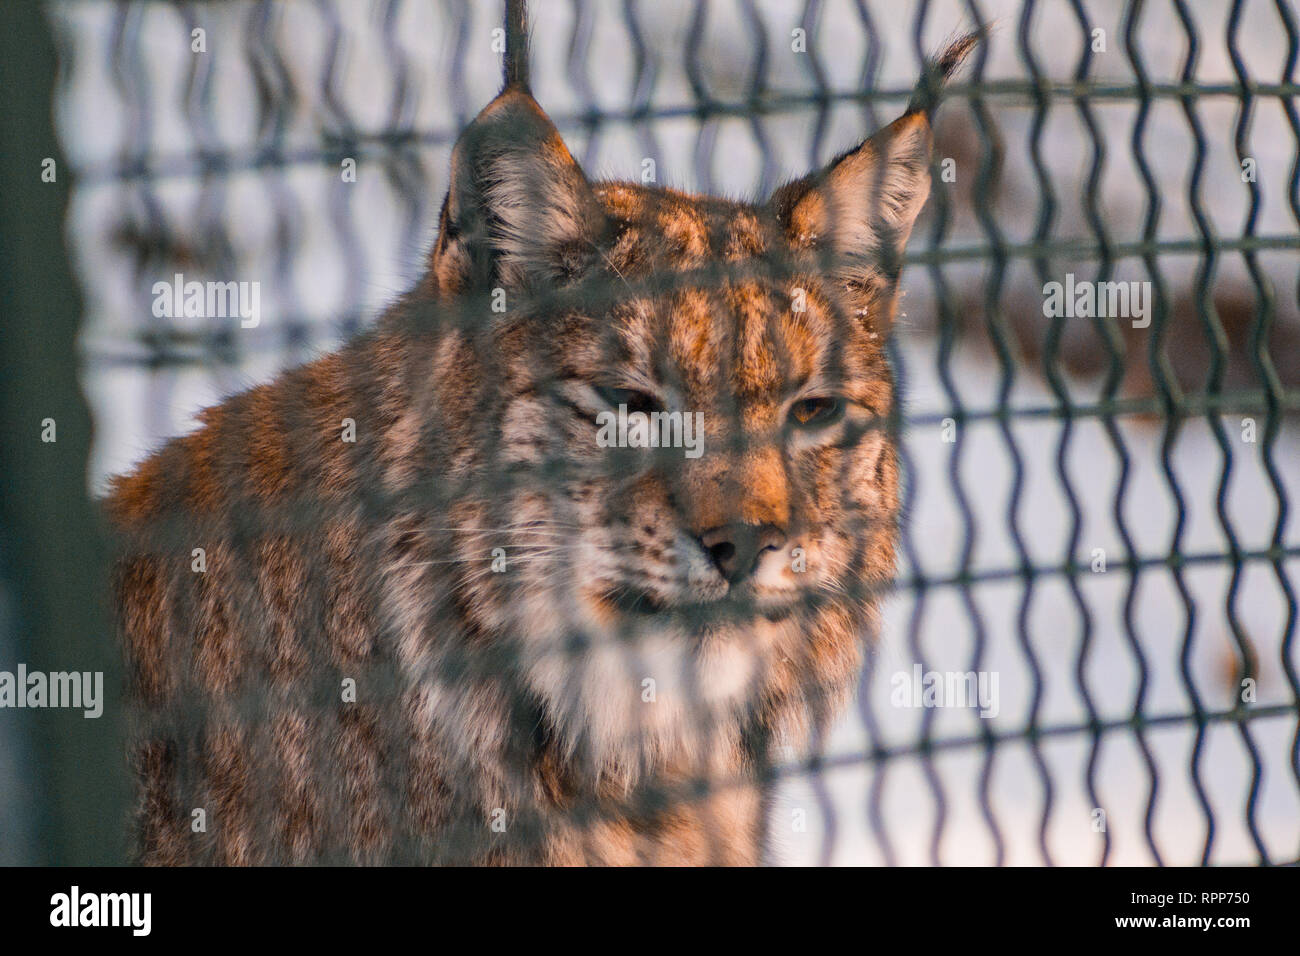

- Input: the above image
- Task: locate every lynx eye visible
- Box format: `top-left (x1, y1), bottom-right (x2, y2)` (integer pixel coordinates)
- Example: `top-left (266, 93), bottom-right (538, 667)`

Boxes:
top-left (594, 385), bottom-right (662, 416)
top-left (789, 396), bottom-right (845, 428)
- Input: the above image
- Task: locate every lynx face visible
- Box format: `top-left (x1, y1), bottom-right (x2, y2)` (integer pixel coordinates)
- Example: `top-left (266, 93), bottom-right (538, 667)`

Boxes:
top-left (423, 90), bottom-right (935, 777)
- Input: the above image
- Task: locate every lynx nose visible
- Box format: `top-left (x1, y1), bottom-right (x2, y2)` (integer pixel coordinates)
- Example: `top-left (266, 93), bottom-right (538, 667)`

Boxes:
top-left (699, 523), bottom-right (787, 585)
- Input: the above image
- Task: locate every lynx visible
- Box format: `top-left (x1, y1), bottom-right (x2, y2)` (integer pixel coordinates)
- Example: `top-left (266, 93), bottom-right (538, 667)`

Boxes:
top-left (107, 20), bottom-right (977, 865)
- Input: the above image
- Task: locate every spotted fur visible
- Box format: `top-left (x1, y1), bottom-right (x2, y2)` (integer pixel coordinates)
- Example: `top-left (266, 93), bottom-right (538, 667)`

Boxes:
top-left (108, 36), bottom-right (976, 865)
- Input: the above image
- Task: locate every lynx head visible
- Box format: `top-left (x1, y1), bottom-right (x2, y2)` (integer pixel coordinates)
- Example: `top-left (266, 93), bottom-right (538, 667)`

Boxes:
top-left (416, 39), bottom-right (973, 780)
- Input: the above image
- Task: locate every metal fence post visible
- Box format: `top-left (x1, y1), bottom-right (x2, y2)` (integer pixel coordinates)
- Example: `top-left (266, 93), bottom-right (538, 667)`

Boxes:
top-left (0, 1), bottom-right (129, 865)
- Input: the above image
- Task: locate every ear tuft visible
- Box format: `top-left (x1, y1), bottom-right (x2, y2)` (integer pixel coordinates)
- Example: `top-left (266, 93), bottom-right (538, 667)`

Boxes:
top-left (907, 29), bottom-right (984, 117)
top-left (432, 89), bottom-right (605, 293)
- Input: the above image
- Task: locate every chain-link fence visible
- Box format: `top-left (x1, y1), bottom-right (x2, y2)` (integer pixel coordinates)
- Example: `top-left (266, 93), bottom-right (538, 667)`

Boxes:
top-left (11, 0), bottom-right (1299, 864)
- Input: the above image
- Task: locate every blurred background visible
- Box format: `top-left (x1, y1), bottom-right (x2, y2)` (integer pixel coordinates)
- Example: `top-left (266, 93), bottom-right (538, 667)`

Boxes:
top-left (1, 0), bottom-right (1296, 864)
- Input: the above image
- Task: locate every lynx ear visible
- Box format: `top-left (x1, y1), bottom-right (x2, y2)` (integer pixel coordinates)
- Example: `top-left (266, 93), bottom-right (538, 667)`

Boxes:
top-left (431, 88), bottom-right (606, 293)
top-left (772, 111), bottom-right (934, 282)
top-left (770, 31), bottom-right (979, 317)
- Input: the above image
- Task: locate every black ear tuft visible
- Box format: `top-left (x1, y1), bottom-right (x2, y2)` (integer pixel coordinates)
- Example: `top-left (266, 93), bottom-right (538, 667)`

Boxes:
top-left (907, 28), bottom-right (985, 117)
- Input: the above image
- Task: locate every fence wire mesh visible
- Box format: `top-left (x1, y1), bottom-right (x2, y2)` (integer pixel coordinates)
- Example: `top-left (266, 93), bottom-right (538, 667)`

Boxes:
top-left (41, 0), bottom-right (1300, 864)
